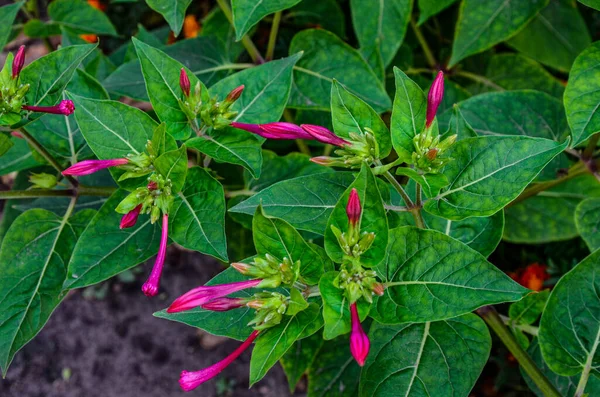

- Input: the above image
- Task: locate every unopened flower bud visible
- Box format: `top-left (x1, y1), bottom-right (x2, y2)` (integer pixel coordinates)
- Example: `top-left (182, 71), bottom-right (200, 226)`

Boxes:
top-left (147, 180), bottom-right (158, 190)
top-left (346, 188), bottom-right (361, 226)
top-left (12, 45), bottom-right (25, 79)
top-left (62, 158), bottom-right (128, 176)
top-left (28, 172), bottom-right (57, 189)
top-left (201, 297), bottom-right (246, 312)
top-left (301, 124), bottom-right (349, 147)
top-left (120, 204), bottom-right (142, 229)
top-left (372, 283), bottom-right (385, 296)
top-left (180, 68), bottom-right (190, 97)
top-left (426, 71), bottom-right (444, 128)
top-left (22, 99), bottom-right (75, 116)
top-left (427, 148), bottom-right (438, 161)
top-left (225, 85), bottom-right (244, 103)
top-left (349, 303), bottom-right (369, 366)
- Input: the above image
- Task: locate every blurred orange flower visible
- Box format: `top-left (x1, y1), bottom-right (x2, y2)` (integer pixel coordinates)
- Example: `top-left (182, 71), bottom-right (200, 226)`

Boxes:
top-left (183, 15), bottom-right (200, 38)
top-left (87, 0), bottom-right (106, 11)
top-left (510, 263), bottom-right (549, 291)
top-left (80, 34), bottom-right (98, 43)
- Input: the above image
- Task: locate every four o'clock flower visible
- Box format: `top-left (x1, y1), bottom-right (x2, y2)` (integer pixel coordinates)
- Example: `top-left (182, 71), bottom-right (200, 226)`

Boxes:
top-left (426, 71), bottom-right (444, 128)
top-left (180, 68), bottom-right (190, 97)
top-left (120, 204), bottom-right (142, 229)
top-left (12, 45), bottom-right (25, 79)
top-left (62, 158), bottom-right (129, 176)
top-left (301, 124), bottom-right (349, 147)
top-left (260, 122), bottom-right (313, 140)
top-left (23, 99), bottom-right (75, 116)
top-left (349, 302), bottom-right (370, 366)
top-left (201, 297), bottom-right (246, 312)
top-left (179, 330), bottom-right (259, 391)
top-left (142, 213), bottom-right (169, 297)
top-left (167, 278), bottom-right (262, 313)
top-left (346, 188), bottom-right (361, 227)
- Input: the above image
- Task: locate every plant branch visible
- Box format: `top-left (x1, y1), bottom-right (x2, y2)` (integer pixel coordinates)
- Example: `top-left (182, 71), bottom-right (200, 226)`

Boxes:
top-left (410, 16), bottom-right (436, 68)
top-left (0, 185), bottom-right (116, 200)
top-left (454, 70), bottom-right (505, 91)
top-left (19, 128), bottom-right (79, 187)
top-left (215, 0), bottom-right (265, 64)
top-left (499, 314), bottom-right (539, 336)
top-left (381, 169), bottom-right (426, 228)
top-left (477, 306), bottom-right (561, 397)
top-left (266, 11), bottom-right (282, 61)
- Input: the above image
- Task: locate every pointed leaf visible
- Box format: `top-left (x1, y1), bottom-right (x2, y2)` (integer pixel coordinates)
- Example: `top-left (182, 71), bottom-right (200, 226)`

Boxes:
top-left (576, 197), bottom-right (600, 251)
top-left (145, 0), bottom-right (192, 36)
top-left (280, 331), bottom-right (323, 393)
top-left (232, 0), bottom-right (301, 40)
top-left (48, 0), bottom-right (117, 36)
top-left (154, 144), bottom-right (187, 194)
top-left (390, 68), bottom-right (426, 160)
top-left (0, 3), bottom-right (24, 52)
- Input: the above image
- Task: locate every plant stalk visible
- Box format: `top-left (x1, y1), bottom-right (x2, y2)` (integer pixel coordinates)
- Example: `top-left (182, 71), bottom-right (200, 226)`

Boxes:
top-left (477, 306), bottom-right (561, 397)
top-left (0, 185), bottom-right (116, 200)
top-left (215, 0), bottom-right (265, 64)
top-left (382, 170), bottom-right (426, 228)
top-left (410, 17), bottom-right (436, 68)
top-left (454, 70), bottom-right (504, 91)
top-left (265, 11), bottom-right (282, 61)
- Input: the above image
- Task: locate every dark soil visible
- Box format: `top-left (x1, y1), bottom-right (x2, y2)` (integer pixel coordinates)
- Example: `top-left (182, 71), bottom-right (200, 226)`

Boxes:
top-left (0, 247), bottom-right (302, 397)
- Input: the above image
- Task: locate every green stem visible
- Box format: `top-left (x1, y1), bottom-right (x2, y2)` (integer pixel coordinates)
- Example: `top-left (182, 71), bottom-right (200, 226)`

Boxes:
top-left (507, 162), bottom-right (587, 207)
top-left (0, 185), bottom-right (116, 200)
top-left (583, 132), bottom-right (600, 161)
top-left (78, 185), bottom-right (117, 196)
top-left (477, 306), bottom-right (561, 397)
top-left (410, 16), bottom-right (436, 68)
top-left (382, 170), bottom-right (425, 228)
top-left (415, 183), bottom-right (423, 208)
top-left (265, 11), bottom-right (282, 61)
top-left (226, 189), bottom-right (255, 198)
top-left (454, 70), bottom-right (504, 91)
top-left (216, 0), bottom-right (265, 64)
top-left (19, 128), bottom-right (79, 187)
top-left (499, 314), bottom-right (539, 336)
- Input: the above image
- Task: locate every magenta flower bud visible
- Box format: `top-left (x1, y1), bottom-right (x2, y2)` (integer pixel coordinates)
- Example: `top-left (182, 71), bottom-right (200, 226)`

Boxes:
top-left (225, 85), bottom-right (244, 103)
top-left (179, 330), bottom-right (259, 391)
top-left (62, 158), bottom-right (128, 176)
top-left (120, 204), bottom-right (142, 229)
top-left (231, 262), bottom-right (251, 275)
top-left (12, 45), bottom-right (25, 79)
top-left (22, 100), bottom-right (75, 116)
top-left (142, 214), bottom-right (169, 297)
top-left (346, 188), bottom-right (361, 226)
top-left (231, 121), bottom-right (267, 136)
top-left (167, 278), bottom-right (262, 313)
top-left (201, 297), bottom-right (246, 312)
top-left (349, 302), bottom-right (369, 366)
top-left (301, 124), bottom-right (349, 147)
top-left (147, 180), bottom-right (158, 190)
top-left (180, 68), bottom-right (190, 97)
top-left (10, 131), bottom-right (23, 139)
top-left (259, 122), bottom-right (313, 140)
top-left (426, 71), bottom-right (444, 128)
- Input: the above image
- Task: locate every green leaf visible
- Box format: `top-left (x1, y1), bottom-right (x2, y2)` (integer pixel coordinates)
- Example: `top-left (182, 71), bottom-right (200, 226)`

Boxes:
top-left (564, 41), bottom-right (600, 148)
top-left (350, 0), bottom-right (412, 67)
top-left (319, 271), bottom-right (370, 340)
top-left (576, 197), bottom-right (600, 251)
top-left (210, 53), bottom-right (301, 124)
top-left (145, 0), bottom-right (192, 36)
top-left (0, 208), bottom-right (93, 374)
top-left (538, 249), bottom-right (600, 377)
top-left (249, 303), bottom-right (321, 385)
top-left (280, 331), bottom-right (323, 393)
top-left (153, 145), bottom-right (187, 194)
top-left (103, 37), bottom-right (241, 101)
top-left (288, 0), bottom-right (346, 39)
top-left (170, 167), bottom-right (228, 261)
top-left (232, 0), bottom-right (301, 40)
top-left (325, 164), bottom-right (388, 267)
top-left (524, 338), bottom-right (600, 397)
top-left (154, 267), bottom-right (259, 341)
top-left (443, 104), bottom-right (477, 140)
top-left (579, 0), bottom-right (600, 9)
top-left (504, 175), bottom-right (600, 243)
top-left (133, 37), bottom-right (203, 140)
top-left (48, 0), bottom-right (117, 36)
top-left (23, 19), bottom-right (61, 39)
top-left (484, 54), bottom-right (565, 99)
top-left (0, 3), bottom-right (23, 51)
top-left (390, 68), bottom-right (426, 160)
top-left (229, 172), bottom-right (355, 234)
top-left (64, 190), bottom-right (161, 289)
top-left (253, 206), bottom-right (325, 285)
top-left (287, 288), bottom-right (309, 316)
top-left (288, 29), bottom-right (391, 113)
top-left (417, 0), bottom-right (459, 24)
top-left (0, 137), bottom-right (40, 175)
top-left (331, 80), bottom-right (392, 157)
top-left (150, 123), bottom-right (177, 157)
top-left (395, 168), bottom-right (448, 198)
top-left (69, 94), bottom-right (157, 188)
top-left (424, 136), bottom-right (568, 220)
top-left (449, 0), bottom-right (548, 67)
top-left (359, 314), bottom-right (491, 396)
top-left (21, 43), bottom-right (97, 109)
top-left (423, 210), bottom-right (504, 257)
top-left (0, 133), bottom-right (13, 157)
top-left (372, 226), bottom-right (528, 324)
top-left (509, 290), bottom-right (549, 325)
top-left (200, 8), bottom-right (244, 62)
top-left (307, 334), bottom-right (360, 397)
top-left (186, 128), bottom-right (263, 178)
top-left (507, 0), bottom-right (591, 73)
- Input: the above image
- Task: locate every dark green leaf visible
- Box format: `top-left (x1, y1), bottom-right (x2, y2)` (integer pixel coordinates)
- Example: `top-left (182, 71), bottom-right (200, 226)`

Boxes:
top-left (575, 197), bottom-right (600, 251)
top-left (360, 314), bottom-right (491, 396)
top-left (288, 0), bottom-right (346, 38)
top-left (449, 0), bottom-right (548, 67)
top-left (372, 226), bottom-right (528, 324)
top-left (395, 168), bottom-right (448, 198)
top-left (0, 137), bottom-right (40, 175)
top-left (0, 3), bottom-right (23, 51)
top-left (288, 29), bottom-right (391, 113)
top-left (390, 68), bottom-right (426, 160)
top-left (170, 167), bottom-right (228, 261)
top-left (154, 145), bottom-right (187, 194)
top-left (48, 0), bottom-right (117, 36)
top-left (232, 0), bottom-right (301, 40)
top-left (64, 190), bottom-right (161, 289)
top-left (417, 0), bottom-right (459, 24)
top-left (280, 331), bottom-right (323, 393)
top-left (538, 249), bottom-right (600, 376)
top-left (509, 290), bottom-right (549, 325)
top-left (145, 0), bottom-right (192, 36)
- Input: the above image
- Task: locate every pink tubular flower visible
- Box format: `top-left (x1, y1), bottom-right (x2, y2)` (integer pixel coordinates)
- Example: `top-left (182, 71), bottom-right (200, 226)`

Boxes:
top-left (167, 278), bottom-right (262, 313)
top-left (142, 214), bottom-right (169, 297)
top-left (349, 302), bottom-right (369, 366)
top-left (426, 71), bottom-right (444, 128)
top-left (180, 68), bottom-right (190, 97)
top-left (120, 204), bottom-right (142, 229)
top-left (62, 158), bottom-right (128, 176)
top-left (12, 45), bottom-right (25, 79)
top-left (346, 188), bottom-right (361, 226)
top-left (179, 330), bottom-right (259, 392)
top-left (301, 124), bottom-right (349, 147)
top-left (201, 297), bottom-right (246, 312)
top-left (259, 122), bottom-right (313, 140)
top-left (23, 99), bottom-right (75, 116)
